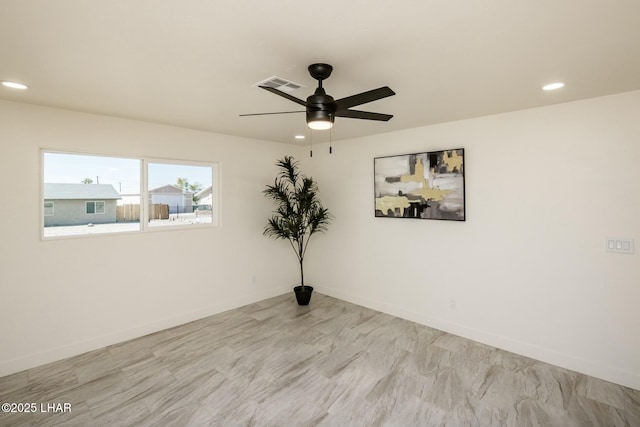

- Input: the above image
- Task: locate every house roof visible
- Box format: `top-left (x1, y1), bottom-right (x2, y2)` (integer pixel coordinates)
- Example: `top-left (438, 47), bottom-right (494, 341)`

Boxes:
top-left (44, 183), bottom-right (121, 200)
top-left (149, 184), bottom-right (192, 195)
top-left (1, 2), bottom-right (639, 145)
top-left (195, 185), bottom-right (212, 198)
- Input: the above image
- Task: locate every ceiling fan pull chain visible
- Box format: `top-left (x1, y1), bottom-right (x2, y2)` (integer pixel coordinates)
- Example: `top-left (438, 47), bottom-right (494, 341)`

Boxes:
top-left (310, 130), bottom-right (313, 157)
top-left (329, 128), bottom-right (333, 154)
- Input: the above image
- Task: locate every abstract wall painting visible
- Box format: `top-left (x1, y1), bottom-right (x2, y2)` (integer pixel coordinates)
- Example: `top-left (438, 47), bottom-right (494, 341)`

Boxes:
top-left (374, 149), bottom-right (465, 221)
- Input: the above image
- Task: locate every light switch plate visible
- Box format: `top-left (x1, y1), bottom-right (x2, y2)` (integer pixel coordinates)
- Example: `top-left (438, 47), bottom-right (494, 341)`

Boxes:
top-left (606, 237), bottom-right (634, 254)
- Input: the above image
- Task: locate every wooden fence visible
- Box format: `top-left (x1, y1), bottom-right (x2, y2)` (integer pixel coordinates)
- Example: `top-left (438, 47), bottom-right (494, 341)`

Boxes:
top-left (149, 204), bottom-right (170, 220)
top-left (116, 204), bottom-right (169, 222)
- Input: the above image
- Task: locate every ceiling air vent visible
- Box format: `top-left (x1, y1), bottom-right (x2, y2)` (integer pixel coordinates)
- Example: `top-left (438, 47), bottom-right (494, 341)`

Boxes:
top-left (253, 76), bottom-right (305, 93)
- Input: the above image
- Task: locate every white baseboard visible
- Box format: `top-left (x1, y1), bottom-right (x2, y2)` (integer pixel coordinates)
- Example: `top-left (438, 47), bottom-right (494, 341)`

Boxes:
top-left (0, 286), bottom-right (290, 378)
top-left (315, 285), bottom-right (640, 391)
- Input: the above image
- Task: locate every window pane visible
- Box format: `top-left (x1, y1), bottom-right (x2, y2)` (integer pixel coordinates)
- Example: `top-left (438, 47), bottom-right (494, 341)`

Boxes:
top-left (148, 161), bottom-right (215, 227)
top-left (44, 201), bottom-right (54, 216)
top-left (43, 152), bottom-right (141, 237)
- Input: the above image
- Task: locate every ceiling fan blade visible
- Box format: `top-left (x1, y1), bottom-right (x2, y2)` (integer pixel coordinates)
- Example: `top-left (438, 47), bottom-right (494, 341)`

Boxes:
top-left (239, 111), bottom-right (305, 117)
top-left (335, 109), bottom-right (393, 121)
top-left (334, 86), bottom-right (395, 111)
top-left (259, 86), bottom-right (307, 107)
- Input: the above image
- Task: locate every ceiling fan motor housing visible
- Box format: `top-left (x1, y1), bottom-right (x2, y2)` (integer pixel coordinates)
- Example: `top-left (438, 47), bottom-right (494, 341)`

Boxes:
top-left (306, 88), bottom-right (335, 125)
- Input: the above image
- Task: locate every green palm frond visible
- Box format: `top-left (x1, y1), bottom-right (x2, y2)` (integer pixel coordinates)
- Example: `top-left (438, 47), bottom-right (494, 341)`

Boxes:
top-left (263, 156), bottom-right (332, 287)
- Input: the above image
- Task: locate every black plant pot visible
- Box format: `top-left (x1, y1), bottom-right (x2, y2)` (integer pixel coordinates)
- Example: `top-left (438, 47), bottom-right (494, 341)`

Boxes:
top-left (293, 285), bottom-right (314, 306)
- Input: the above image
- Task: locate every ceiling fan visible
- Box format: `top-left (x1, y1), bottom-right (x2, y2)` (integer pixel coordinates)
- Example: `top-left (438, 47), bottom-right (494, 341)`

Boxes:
top-left (240, 63), bottom-right (395, 130)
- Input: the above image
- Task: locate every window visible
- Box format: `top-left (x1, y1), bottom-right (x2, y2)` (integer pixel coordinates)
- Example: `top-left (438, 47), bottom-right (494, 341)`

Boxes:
top-left (44, 201), bottom-right (54, 216)
top-left (148, 161), bottom-right (214, 228)
top-left (86, 201), bottom-right (105, 214)
top-left (42, 151), bottom-right (218, 238)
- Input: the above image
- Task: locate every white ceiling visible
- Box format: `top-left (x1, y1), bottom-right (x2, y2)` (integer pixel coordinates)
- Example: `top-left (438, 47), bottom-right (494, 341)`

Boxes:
top-left (1, 1), bottom-right (639, 145)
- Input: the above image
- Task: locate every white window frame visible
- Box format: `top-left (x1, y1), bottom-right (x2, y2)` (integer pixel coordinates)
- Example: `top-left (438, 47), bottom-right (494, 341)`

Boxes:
top-left (41, 149), bottom-right (220, 240)
top-left (146, 158), bottom-right (219, 231)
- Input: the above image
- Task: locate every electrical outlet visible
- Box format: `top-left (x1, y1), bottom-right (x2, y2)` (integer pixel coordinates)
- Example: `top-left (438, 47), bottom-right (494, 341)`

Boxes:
top-left (449, 298), bottom-right (456, 309)
top-left (251, 275), bottom-right (257, 286)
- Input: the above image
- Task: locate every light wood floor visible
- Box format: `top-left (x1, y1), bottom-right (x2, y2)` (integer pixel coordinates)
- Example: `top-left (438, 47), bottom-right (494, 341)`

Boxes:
top-left (1, 292), bottom-right (639, 426)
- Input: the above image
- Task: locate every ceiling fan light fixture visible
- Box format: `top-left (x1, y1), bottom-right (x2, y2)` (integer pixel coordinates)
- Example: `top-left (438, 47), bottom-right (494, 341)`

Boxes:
top-left (307, 110), bottom-right (334, 130)
top-left (308, 120), bottom-right (333, 131)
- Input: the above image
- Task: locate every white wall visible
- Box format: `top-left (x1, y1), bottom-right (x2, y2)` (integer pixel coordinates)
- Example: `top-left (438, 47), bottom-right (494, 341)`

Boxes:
top-left (307, 91), bottom-right (640, 390)
top-left (2, 92), bottom-right (639, 391)
top-left (0, 100), bottom-right (303, 376)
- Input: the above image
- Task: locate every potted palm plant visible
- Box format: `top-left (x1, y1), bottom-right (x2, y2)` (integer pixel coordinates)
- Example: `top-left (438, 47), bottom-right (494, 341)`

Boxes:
top-left (263, 156), bottom-right (332, 305)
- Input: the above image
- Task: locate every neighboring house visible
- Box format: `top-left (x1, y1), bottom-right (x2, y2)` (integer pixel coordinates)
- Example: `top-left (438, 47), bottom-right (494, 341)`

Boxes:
top-left (44, 183), bottom-right (121, 226)
top-left (148, 184), bottom-right (193, 214)
top-left (195, 185), bottom-right (212, 210)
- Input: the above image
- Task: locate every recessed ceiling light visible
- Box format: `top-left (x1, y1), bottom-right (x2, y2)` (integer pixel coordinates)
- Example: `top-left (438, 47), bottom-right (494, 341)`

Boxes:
top-left (542, 82), bottom-right (565, 91)
top-left (2, 81), bottom-right (29, 90)
top-left (295, 135), bottom-right (305, 139)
